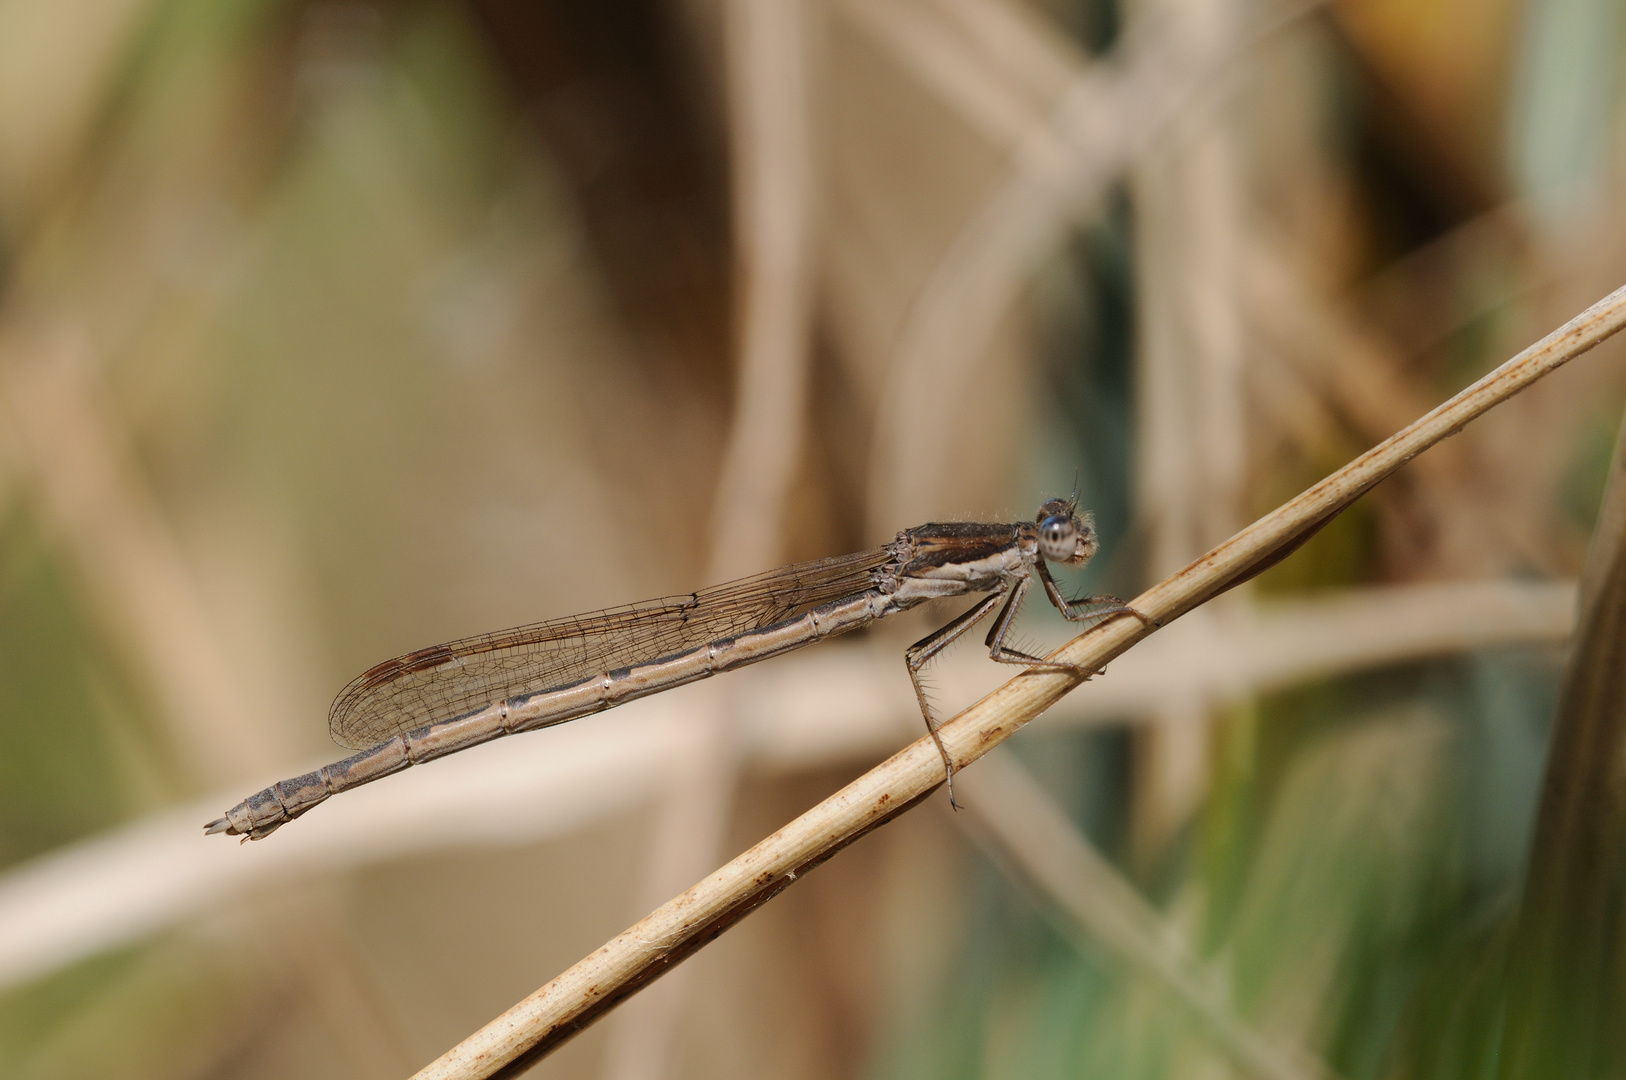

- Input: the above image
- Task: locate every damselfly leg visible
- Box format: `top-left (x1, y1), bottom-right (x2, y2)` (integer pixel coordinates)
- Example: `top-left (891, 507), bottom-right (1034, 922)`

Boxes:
top-left (904, 592), bottom-right (1005, 808)
top-left (904, 569), bottom-right (1148, 808)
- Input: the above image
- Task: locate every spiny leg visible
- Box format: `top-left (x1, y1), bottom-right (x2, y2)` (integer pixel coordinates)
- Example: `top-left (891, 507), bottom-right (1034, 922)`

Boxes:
top-left (905, 591), bottom-right (1004, 809)
top-left (981, 574), bottom-right (1098, 676)
top-left (1036, 560), bottom-right (1156, 628)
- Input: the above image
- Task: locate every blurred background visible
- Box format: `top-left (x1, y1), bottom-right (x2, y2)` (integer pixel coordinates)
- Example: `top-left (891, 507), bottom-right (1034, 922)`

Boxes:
top-left (2, 0), bottom-right (1625, 1077)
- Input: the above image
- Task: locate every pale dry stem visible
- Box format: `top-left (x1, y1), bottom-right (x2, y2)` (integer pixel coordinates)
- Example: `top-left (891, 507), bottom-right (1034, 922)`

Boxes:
top-left (411, 283), bottom-right (1626, 1080)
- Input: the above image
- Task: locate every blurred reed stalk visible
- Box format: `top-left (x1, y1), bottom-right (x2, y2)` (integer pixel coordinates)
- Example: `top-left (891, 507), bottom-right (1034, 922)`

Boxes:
top-left (1131, 0), bottom-right (1247, 858)
top-left (1497, 399), bottom-right (1626, 1076)
top-left (859, 0), bottom-right (1319, 531)
top-left (954, 749), bottom-right (1332, 1080)
top-left (409, 284), bottom-right (1626, 1080)
top-left (0, 320), bottom-right (290, 784)
top-left (600, 0), bottom-right (816, 1077)
top-left (0, 574), bottom-right (1576, 1001)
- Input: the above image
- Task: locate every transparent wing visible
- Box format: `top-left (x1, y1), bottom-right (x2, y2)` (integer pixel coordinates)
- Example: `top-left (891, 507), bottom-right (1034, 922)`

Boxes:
top-left (329, 545), bottom-right (896, 749)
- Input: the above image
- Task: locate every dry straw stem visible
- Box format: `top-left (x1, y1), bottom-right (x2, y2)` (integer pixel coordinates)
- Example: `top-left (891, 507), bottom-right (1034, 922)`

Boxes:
top-left (412, 283), bottom-right (1626, 1080)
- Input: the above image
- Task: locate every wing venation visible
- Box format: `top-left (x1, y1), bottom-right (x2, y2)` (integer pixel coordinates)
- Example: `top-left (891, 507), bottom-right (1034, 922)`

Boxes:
top-left (328, 545), bottom-right (896, 749)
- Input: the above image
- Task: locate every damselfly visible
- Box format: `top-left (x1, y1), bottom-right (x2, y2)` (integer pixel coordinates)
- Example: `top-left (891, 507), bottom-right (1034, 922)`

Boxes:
top-left (207, 498), bottom-right (1140, 840)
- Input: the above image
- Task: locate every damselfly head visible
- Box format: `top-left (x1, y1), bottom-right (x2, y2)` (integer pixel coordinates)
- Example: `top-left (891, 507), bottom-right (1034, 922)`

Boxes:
top-left (1035, 499), bottom-right (1098, 565)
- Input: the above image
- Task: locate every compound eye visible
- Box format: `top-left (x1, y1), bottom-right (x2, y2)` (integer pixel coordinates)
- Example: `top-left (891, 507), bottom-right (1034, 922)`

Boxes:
top-left (1039, 515), bottom-right (1075, 560)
